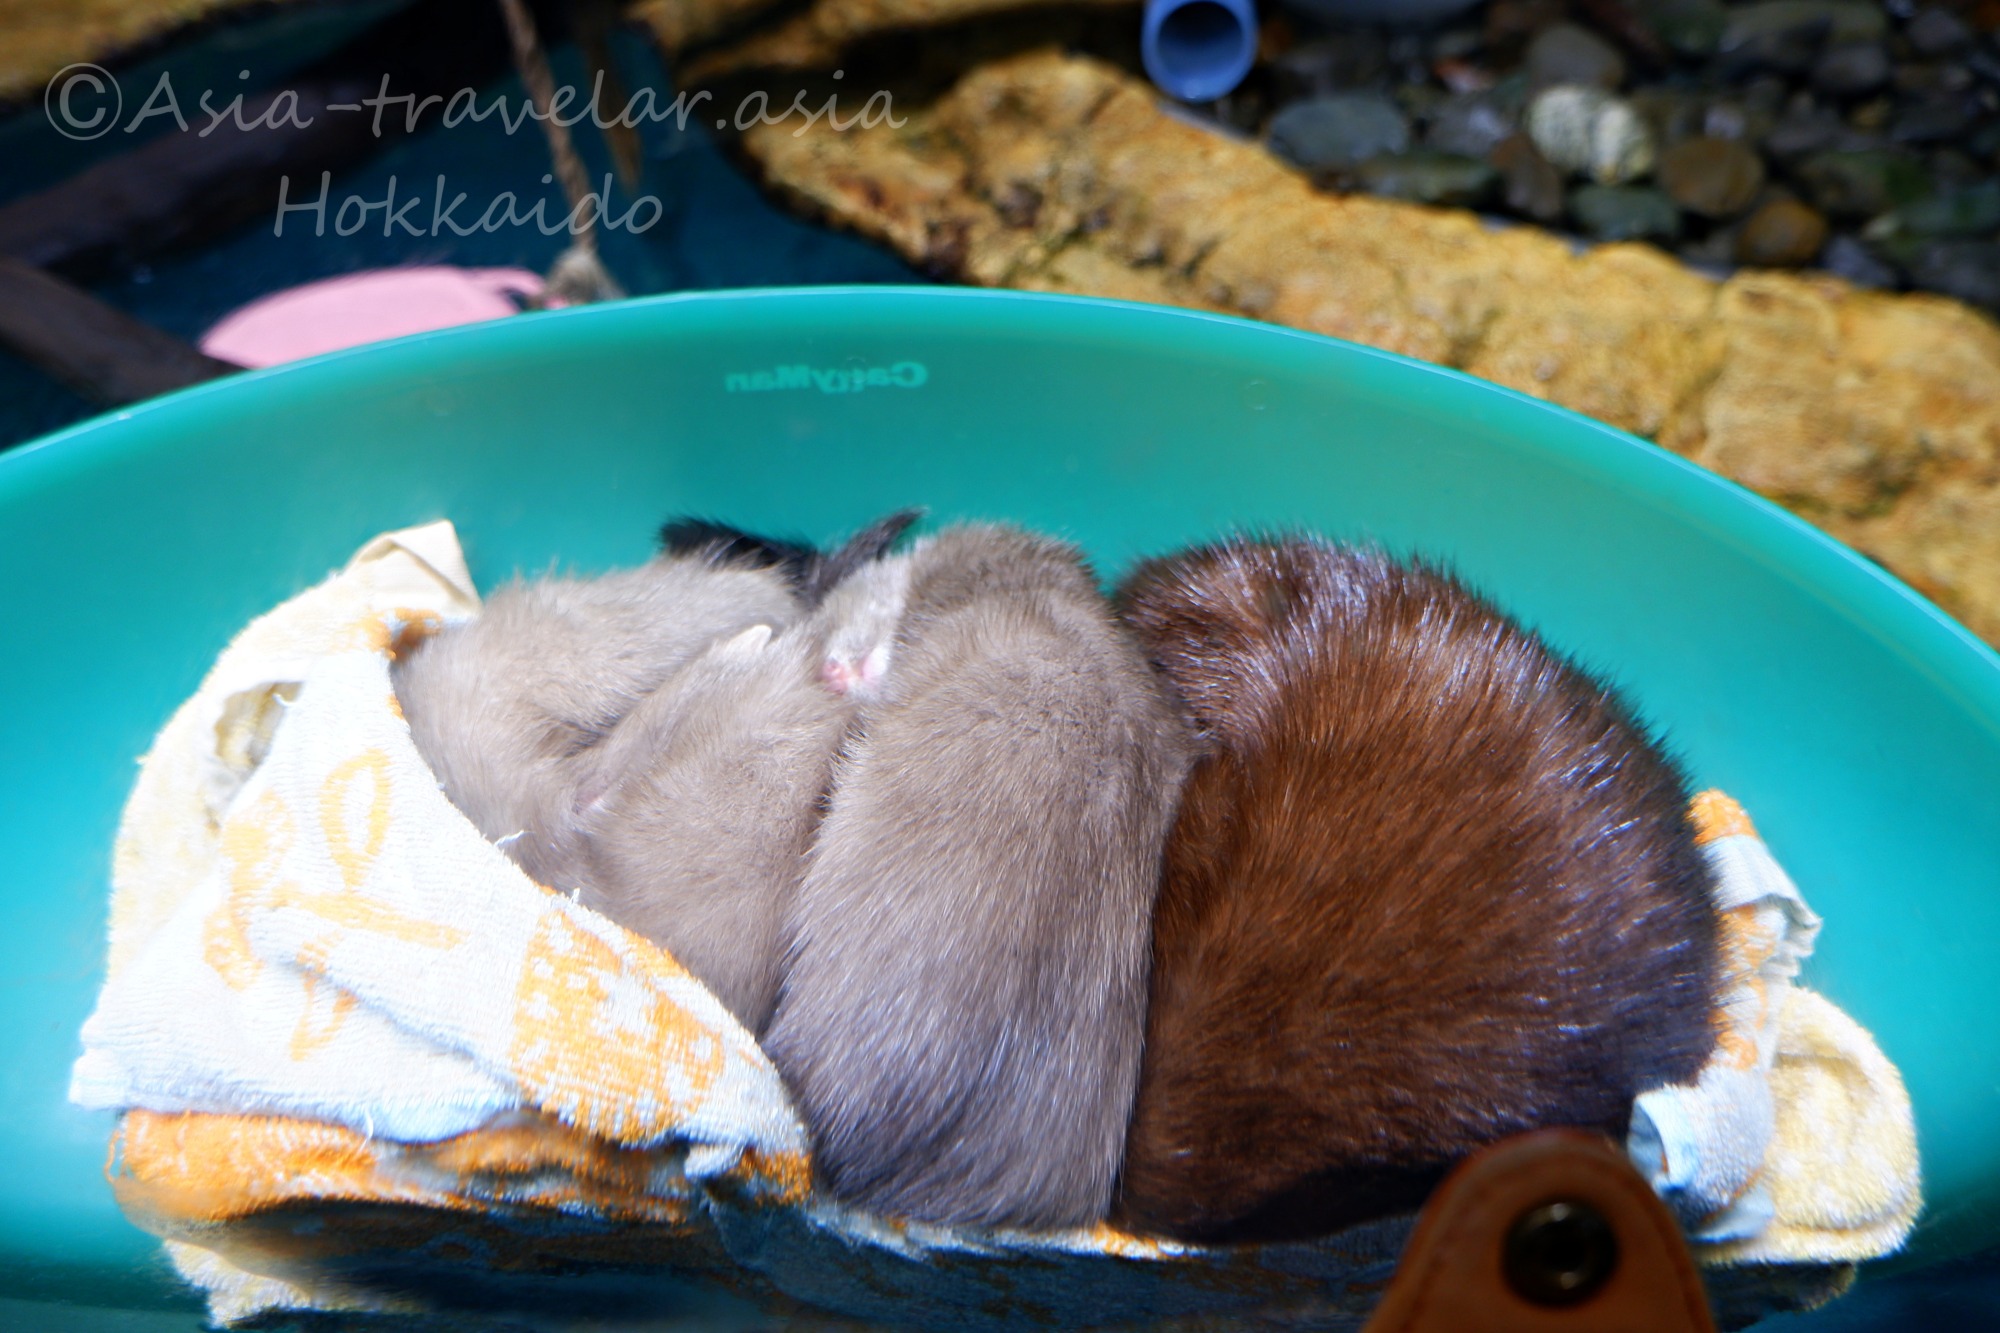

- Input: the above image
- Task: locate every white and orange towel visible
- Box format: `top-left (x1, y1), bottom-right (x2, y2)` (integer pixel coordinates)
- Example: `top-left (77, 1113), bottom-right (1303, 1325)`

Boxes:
top-left (71, 523), bottom-right (1921, 1328)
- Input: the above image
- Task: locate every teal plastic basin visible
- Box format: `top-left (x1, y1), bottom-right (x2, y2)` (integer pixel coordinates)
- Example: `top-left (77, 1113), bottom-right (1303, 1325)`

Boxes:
top-left (2, 287), bottom-right (1996, 1327)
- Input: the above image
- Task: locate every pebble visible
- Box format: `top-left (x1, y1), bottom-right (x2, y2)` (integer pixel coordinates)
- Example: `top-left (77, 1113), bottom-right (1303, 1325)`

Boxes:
top-left (1745, 73), bottom-right (1796, 116)
top-left (1718, 2), bottom-right (1888, 76)
top-left (1733, 80), bottom-right (1790, 139)
top-left (1630, 87), bottom-right (1709, 147)
top-left (1765, 105), bottom-right (1866, 160)
top-left (1526, 84), bottom-right (1657, 184)
top-left (1427, 92), bottom-right (1519, 157)
top-left (1890, 95), bottom-right (1978, 143)
top-left (1717, 7), bottom-right (1825, 75)
top-left (1885, 178), bottom-right (2000, 235)
top-left (1812, 42), bottom-right (1893, 96)
top-left (1850, 96), bottom-right (1894, 129)
top-left (1269, 94), bottom-right (1412, 172)
top-left (1703, 96), bottom-right (1779, 143)
top-left (1736, 197), bottom-right (1832, 263)
top-left (1797, 148), bottom-right (1931, 216)
top-left (1905, 8), bottom-right (1974, 59)
top-left (1570, 184), bottom-right (1685, 241)
top-left (1660, 136), bottom-right (1769, 217)
top-left (1484, 0), bottom-right (1569, 54)
top-left (1354, 151), bottom-right (1501, 206)
top-left (1681, 224), bottom-right (1745, 268)
top-left (1892, 61), bottom-right (1975, 95)
top-left (1492, 132), bottom-right (1568, 220)
top-left (1486, 68), bottom-right (1532, 112)
top-left (1821, 232), bottom-right (1902, 286)
top-left (1929, 147), bottom-right (1986, 188)
top-left (1282, 0), bottom-right (1485, 24)
top-left (1525, 23), bottom-right (1627, 90)
top-left (1649, 0), bottom-right (1729, 59)
top-left (1270, 33), bottom-right (1388, 101)
top-left (1905, 238), bottom-right (2000, 306)
top-left (1396, 83), bottom-right (1450, 125)
top-left (1243, 0), bottom-right (1998, 311)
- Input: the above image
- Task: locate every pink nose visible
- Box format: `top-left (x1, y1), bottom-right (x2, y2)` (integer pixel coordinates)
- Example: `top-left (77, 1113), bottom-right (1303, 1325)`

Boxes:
top-left (821, 657), bottom-right (863, 695)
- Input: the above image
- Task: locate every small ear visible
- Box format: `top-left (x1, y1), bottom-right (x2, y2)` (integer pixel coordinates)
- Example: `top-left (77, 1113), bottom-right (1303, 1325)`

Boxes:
top-left (805, 509), bottom-right (924, 602)
top-left (717, 624), bottom-right (775, 657)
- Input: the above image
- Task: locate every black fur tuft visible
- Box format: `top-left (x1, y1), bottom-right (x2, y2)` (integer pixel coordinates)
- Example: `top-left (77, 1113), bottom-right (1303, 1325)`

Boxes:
top-left (658, 518), bottom-right (819, 590)
top-left (659, 511), bottom-right (924, 605)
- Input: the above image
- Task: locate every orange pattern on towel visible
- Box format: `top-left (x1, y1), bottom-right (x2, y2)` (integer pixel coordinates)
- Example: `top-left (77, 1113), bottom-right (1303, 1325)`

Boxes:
top-left (333, 611), bottom-right (396, 656)
top-left (1715, 898), bottom-right (1781, 1071)
top-left (1692, 789), bottom-right (1759, 845)
top-left (725, 1144), bottom-right (814, 1207)
top-left (321, 750), bottom-right (392, 889)
top-left (269, 748), bottom-right (467, 954)
top-left (508, 906), bottom-right (727, 1145)
top-left (203, 792), bottom-right (296, 991)
top-left (111, 1110), bottom-right (407, 1226)
top-left (289, 940), bottom-right (358, 1062)
top-left (110, 1108), bottom-right (703, 1230)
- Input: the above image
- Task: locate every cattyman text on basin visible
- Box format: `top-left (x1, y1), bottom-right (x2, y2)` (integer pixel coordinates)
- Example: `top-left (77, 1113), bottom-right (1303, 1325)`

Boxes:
top-left (724, 363), bottom-right (929, 394)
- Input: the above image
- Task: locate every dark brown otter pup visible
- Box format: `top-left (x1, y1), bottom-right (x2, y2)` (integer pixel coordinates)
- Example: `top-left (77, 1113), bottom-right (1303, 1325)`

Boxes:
top-left (1111, 537), bottom-right (1720, 1244)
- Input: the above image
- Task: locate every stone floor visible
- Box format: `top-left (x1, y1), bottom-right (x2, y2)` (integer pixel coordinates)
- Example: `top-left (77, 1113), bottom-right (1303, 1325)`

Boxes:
top-left (1230, 1), bottom-right (2000, 315)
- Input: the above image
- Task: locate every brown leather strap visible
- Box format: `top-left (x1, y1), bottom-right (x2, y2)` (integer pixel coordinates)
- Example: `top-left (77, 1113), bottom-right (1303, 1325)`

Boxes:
top-left (1363, 1130), bottom-right (1716, 1333)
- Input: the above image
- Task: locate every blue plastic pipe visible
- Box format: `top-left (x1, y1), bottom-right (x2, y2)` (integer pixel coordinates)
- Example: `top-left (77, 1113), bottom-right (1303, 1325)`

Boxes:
top-left (1142, 0), bottom-right (1258, 103)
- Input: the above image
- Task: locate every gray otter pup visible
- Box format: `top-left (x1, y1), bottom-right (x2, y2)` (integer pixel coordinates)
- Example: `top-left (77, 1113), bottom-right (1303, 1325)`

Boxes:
top-left (391, 512), bottom-right (917, 1030)
top-left (762, 524), bottom-right (1195, 1230)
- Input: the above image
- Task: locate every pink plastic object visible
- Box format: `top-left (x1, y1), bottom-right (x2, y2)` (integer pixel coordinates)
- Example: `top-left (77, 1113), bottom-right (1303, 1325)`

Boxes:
top-left (199, 267), bottom-right (544, 368)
